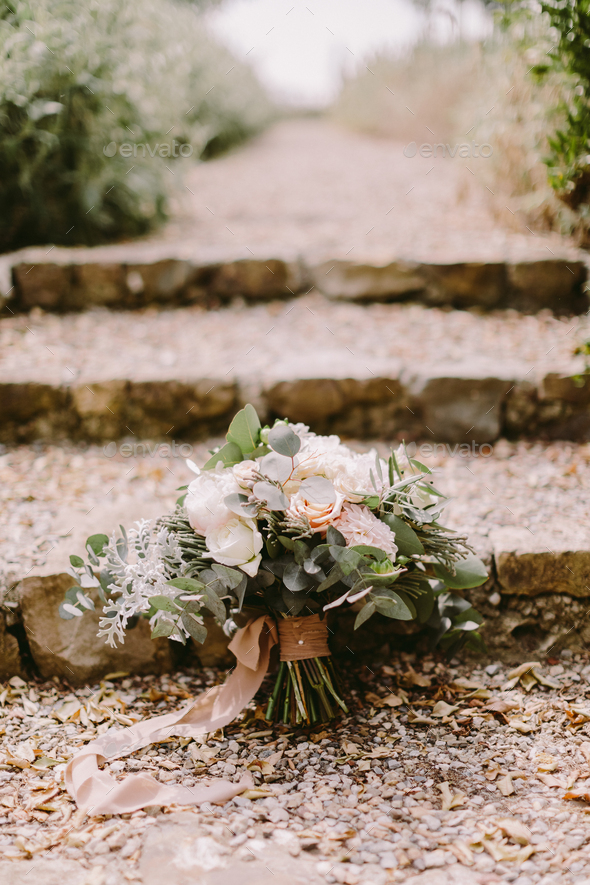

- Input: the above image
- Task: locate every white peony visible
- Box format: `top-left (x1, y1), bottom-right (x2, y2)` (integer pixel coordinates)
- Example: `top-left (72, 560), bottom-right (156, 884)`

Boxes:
top-left (185, 468), bottom-right (240, 536)
top-left (335, 503), bottom-right (398, 556)
top-left (206, 517), bottom-right (263, 577)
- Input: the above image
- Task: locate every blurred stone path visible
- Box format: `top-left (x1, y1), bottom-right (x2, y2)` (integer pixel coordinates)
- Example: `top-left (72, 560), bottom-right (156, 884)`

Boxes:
top-left (162, 118), bottom-right (582, 265)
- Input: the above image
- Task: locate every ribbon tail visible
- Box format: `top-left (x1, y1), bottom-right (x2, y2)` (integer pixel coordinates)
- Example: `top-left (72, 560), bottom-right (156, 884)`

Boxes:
top-left (65, 615), bottom-right (277, 815)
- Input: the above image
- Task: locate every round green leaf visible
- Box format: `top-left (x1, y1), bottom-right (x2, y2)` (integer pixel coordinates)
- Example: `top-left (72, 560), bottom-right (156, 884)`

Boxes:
top-left (380, 514), bottom-right (424, 556)
top-left (267, 424), bottom-right (301, 458)
top-left (226, 404), bottom-right (261, 454)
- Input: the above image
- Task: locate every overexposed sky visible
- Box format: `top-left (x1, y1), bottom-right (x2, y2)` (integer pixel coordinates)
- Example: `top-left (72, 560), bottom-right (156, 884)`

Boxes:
top-left (207, 0), bottom-right (492, 106)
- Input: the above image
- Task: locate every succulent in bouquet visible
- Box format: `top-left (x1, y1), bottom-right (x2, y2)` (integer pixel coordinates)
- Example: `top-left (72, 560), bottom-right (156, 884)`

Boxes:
top-left (60, 405), bottom-right (488, 727)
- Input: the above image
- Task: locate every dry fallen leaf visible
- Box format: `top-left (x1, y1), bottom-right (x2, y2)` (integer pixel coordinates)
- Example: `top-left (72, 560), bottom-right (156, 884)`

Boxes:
top-left (564, 787), bottom-right (590, 802)
top-left (495, 818), bottom-right (531, 845)
top-left (537, 773), bottom-right (566, 788)
top-left (432, 701), bottom-right (460, 718)
top-left (447, 840), bottom-right (474, 865)
top-left (498, 774), bottom-right (515, 796)
top-left (536, 753), bottom-right (557, 772)
top-left (485, 762), bottom-right (501, 782)
top-left (403, 667), bottom-right (431, 688)
top-left (484, 839), bottom-right (535, 864)
top-left (340, 739), bottom-right (362, 756)
top-left (53, 700), bottom-right (82, 723)
top-left (580, 743), bottom-right (590, 764)
top-left (566, 705), bottom-right (590, 729)
top-left (508, 717), bottom-right (535, 734)
top-left (451, 677), bottom-right (485, 691)
top-left (438, 781), bottom-right (466, 811)
top-left (247, 759), bottom-right (275, 775)
top-left (241, 788), bottom-right (273, 800)
top-left (502, 662), bottom-right (541, 690)
top-left (483, 697), bottom-right (521, 714)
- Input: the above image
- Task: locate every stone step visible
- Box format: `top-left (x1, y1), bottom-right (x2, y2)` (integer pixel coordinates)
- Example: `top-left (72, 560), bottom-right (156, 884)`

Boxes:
top-left (1, 438), bottom-right (589, 680)
top-left (1, 295), bottom-right (589, 445)
top-left (1, 247), bottom-right (587, 316)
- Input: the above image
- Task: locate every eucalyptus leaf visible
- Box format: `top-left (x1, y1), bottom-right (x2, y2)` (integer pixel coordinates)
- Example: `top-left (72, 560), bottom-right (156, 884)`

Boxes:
top-left (224, 493), bottom-right (252, 516)
top-left (149, 595), bottom-right (181, 612)
top-left (58, 602), bottom-right (75, 620)
top-left (65, 585), bottom-right (83, 604)
top-left (166, 577), bottom-right (205, 594)
top-left (354, 601), bottom-right (376, 629)
top-left (86, 533), bottom-right (109, 556)
top-left (69, 554), bottom-right (84, 568)
top-left (414, 587), bottom-right (435, 623)
top-left (326, 525), bottom-right (346, 547)
top-left (211, 563), bottom-right (245, 590)
top-left (253, 481), bottom-right (289, 510)
top-left (300, 475), bottom-right (336, 504)
top-left (283, 562), bottom-right (311, 593)
top-left (151, 619), bottom-right (175, 639)
top-left (293, 540), bottom-right (310, 565)
top-left (281, 585), bottom-right (308, 616)
top-left (181, 611), bottom-right (207, 644)
top-left (371, 588), bottom-right (414, 620)
top-left (350, 545), bottom-right (388, 561)
top-left (303, 557), bottom-right (323, 575)
top-left (259, 451), bottom-right (293, 483)
top-left (199, 589), bottom-right (227, 623)
top-left (316, 565), bottom-right (344, 592)
top-left (267, 424), bottom-right (301, 458)
top-left (328, 546), bottom-right (363, 575)
top-left (433, 553), bottom-right (488, 589)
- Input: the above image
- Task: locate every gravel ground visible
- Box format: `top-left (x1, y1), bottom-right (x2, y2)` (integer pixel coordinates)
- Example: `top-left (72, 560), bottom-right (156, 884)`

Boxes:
top-left (2, 652), bottom-right (590, 884)
top-left (0, 296), bottom-right (588, 385)
top-left (2, 438), bottom-right (590, 596)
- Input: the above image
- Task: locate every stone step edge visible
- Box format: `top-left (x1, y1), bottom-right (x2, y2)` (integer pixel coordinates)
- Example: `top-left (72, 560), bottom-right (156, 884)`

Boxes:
top-left (3, 541), bottom-right (590, 681)
top-left (1, 254), bottom-right (588, 315)
top-left (1, 369), bottom-right (589, 445)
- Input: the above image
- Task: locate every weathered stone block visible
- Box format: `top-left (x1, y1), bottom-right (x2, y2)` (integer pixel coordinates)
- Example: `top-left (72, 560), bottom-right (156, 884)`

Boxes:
top-left (126, 380), bottom-right (237, 438)
top-left (420, 262), bottom-right (506, 310)
top-left (409, 374), bottom-right (511, 442)
top-left (312, 259), bottom-right (425, 301)
top-left (507, 260), bottom-right (587, 314)
top-left (492, 526), bottom-right (590, 597)
top-left (0, 382), bottom-right (74, 443)
top-left (205, 259), bottom-right (304, 300)
top-left (71, 379), bottom-right (129, 441)
top-left (13, 263), bottom-right (73, 310)
top-left (0, 613), bottom-right (22, 680)
top-left (124, 260), bottom-right (195, 306)
top-left (17, 573), bottom-right (174, 684)
top-left (265, 377), bottom-right (407, 437)
top-left (70, 263), bottom-right (126, 309)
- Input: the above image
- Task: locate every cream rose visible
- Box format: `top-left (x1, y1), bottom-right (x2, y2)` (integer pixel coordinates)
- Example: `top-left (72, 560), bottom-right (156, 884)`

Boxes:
top-left (286, 482), bottom-right (344, 534)
top-left (205, 517), bottom-right (263, 577)
top-left (232, 459), bottom-right (259, 490)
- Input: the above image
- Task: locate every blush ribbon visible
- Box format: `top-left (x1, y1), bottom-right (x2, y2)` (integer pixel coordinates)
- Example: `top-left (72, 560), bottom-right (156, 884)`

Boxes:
top-left (65, 616), bottom-right (277, 815)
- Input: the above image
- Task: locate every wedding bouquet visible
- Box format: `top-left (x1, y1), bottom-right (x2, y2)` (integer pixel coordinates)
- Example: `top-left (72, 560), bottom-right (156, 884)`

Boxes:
top-left (59, 405), bottom-right (487, 727)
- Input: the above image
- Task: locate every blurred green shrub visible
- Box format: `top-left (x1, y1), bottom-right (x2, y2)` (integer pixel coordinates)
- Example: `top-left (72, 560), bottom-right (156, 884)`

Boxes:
top-left (535, 1), bottom-right (590, 222)
top-left (0, 0), bottom-right (272, 252)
